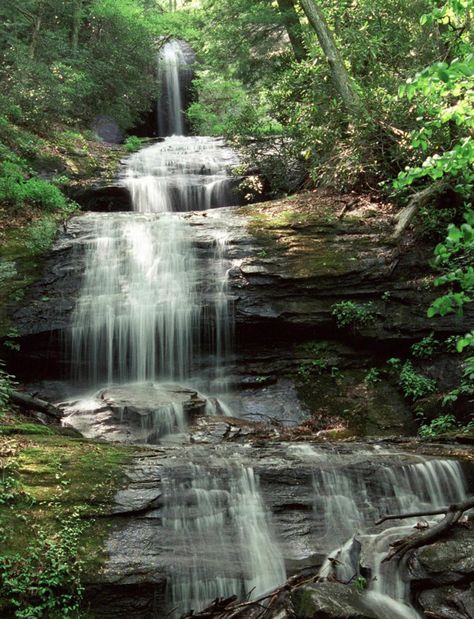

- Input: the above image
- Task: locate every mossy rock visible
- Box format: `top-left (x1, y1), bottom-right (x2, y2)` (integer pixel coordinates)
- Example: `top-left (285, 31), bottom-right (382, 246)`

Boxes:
top-left (0, 430), bottom-right (139, 575)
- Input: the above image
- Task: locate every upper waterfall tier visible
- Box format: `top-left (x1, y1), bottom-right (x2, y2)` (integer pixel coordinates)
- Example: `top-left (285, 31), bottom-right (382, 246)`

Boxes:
top-left (123, 136), bottom-right (239, 212)
top-left (157, 39), bottom-right (194, 136)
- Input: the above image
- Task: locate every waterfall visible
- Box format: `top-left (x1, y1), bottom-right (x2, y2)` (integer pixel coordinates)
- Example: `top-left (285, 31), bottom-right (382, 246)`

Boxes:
top-left (157, 40), bottom-right (193, 136)
top-left (124, 136), bottom-right (238, 213)
top-left (62, 34), bottom-right (473, 619)
top-left (71, 131), bottom-right (238, 386)
top-left (315, 456), bottom-right (469, 618)
top-left (163, 462), bottom-right (286, 616)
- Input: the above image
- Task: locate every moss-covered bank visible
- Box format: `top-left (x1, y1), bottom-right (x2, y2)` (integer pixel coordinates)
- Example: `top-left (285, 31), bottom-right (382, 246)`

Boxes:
top-left (0, 422), bottom-right (139, 616)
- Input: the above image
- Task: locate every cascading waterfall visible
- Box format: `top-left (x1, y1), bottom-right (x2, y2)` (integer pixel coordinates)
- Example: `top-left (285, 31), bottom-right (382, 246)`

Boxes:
top-left (64, 35), bottom-right (474, 619)
top-left (163, 462), bottom-right (286, 616)
top-left (315, 455), bottom-right (469, 618)
top-left (71, 213), bottom-right (200, 383)
top-left (124, 136), bottom-right (239, 212)
top-left (157, 39), bottom-right (193, 136)
top-left (71, 138), bottom-right (238, 387)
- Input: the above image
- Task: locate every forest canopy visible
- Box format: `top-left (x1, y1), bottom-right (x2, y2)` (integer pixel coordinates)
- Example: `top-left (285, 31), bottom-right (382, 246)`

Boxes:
top-left (1, 0), bottom-right (472, 196)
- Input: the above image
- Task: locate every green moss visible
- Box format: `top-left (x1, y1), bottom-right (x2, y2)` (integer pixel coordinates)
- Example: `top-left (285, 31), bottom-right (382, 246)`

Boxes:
top-left (0, 223), bottom-right (54, 338)
top-left (240, 201), bottom-right (366, 279)
top-left (0, 433), bottom-right (139, 576)
top-left (292, 588), bottom-right (317, 618)
top-left (0, 423), bottom-right (55, 436)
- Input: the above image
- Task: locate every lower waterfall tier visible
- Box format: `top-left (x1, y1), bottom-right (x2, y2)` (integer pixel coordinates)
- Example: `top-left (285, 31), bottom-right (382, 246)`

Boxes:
top-left (83, 440), bottom-right (473, 618)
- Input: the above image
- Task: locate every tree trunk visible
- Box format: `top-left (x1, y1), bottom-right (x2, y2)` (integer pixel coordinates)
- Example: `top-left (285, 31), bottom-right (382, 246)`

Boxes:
top-left (10, 390), bottom-right (63, 420)
top-left (29, 1), bottom-right (45, 60)
top-left (276, 0), bottom-right (307, 62)
top-left (71, 0), bottom-right (83, 54)
top-left (391, 182), bottom-right (447, 242)
top-left (298, 0), bottom-right (360, 115)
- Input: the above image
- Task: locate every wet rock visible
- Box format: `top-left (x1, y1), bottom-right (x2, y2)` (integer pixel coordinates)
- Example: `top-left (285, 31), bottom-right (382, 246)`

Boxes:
top-left (411, 526), bottom-right (474, 618)
top-left (291, 582), bottom-right (377, 619)
top-left (417, 583), bottom-right (474, 619)
top-left (62, 383), bottom-right (207, 444)
top-left (10, 204), bottom-right (471, 352)
top-left (412, 526), bottom-right (474, 585)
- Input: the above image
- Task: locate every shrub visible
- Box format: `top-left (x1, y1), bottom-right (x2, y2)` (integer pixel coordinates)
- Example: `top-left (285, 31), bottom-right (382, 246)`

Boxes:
top-left (124, 135), bottom-right (142, 153)
top-left (23, 178), bottom-right (68, 212)
top-left (419, 414), bottom-right (458, 438)
top-left (297, 357), bottom-right (328, 382)
top-left (0, 158), bottom-right (69, 213)
top-left (399, 360), bottom-right (436, 400)
top-left (0, 515), bottom-right (87, 617)
top-left (331, 301), bottom-right (375, 329)
top-left (24, 216), bottom-right (58, 256)
top-left (365, 368), bottom-right (381, 385)
top-left (410, 333), bottom-right (439, 359)
top-left (0, 361), bottom-right (14, 414)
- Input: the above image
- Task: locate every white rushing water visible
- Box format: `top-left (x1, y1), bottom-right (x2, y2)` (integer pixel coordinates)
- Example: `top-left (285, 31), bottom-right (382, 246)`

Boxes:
top-left (66, 36), bottom-right (473, 619)
top-left (316, 456), bottom-right (469, 618)
top-left (163, 463), bottom-right (286, 616)
top-left (71, 138), bottom-right (237, 385)
top-left (157, 39), bottom-right (191, 136)
top-left (124, 136), bottom-right (238, 212)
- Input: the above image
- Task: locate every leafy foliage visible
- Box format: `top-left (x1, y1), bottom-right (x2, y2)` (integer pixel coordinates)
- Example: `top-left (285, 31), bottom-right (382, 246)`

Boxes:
top-left (427, 211), bottom-right (474, 317)
top-left (391, 359), bottom-right (437, 401)
top-left (410, 333), bottom-right (439, 359)
top-left (364, 368), bottom-right (381, 385)
top-left (0, 515), bottom-right (87, 618)
top-left (124, 135), bottom-right (143, 153)
top-left (0, 361), bottom-right (14, 415)
top-left (331, 301), bottom-right (375, 329)
top-left (418, 413), bottom-right (459, 437)
top-left (0, 0), bottom-right (170, 132)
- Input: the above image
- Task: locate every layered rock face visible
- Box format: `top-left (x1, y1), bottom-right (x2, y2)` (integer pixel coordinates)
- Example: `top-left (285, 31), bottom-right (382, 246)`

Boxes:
top-left (12, 197), bottom-right (471, 345)
top-left (80, 439), bottom-right (474, 618)
top-left (8, 194), bottom-right (470, 436)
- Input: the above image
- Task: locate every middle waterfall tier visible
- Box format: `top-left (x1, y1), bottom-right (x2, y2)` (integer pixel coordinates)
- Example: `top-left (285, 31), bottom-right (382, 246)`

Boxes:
top-left (123, 136), bottom-right (239, 213)
top-left (70, 212), bottom-right (233, 385)
top-left (70, 136), bottom-right (238, 386)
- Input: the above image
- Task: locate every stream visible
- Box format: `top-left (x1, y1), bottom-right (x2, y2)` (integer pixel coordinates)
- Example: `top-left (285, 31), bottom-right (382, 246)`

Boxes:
top-left (21, 40), bottom-right (474, 618)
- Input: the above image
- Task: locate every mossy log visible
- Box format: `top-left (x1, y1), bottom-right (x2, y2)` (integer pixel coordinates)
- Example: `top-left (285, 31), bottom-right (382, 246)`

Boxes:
top-left (10, 390), bottom-right (63, 420)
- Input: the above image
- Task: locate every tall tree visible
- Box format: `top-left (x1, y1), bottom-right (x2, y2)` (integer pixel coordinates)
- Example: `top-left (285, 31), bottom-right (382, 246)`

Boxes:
top-left (29, 0), bottom-right (45, 60)
top-left (71, 0), bottom-right (83, 53)
top-left (276, 0), bottom-right (307, 62)
top-left (298, 0), bottom-right (360, 115)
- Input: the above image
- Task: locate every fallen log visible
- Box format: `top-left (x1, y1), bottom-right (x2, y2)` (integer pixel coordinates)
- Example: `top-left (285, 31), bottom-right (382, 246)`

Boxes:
top-left (10, 390), bottom-right (63, 420)
top-left (376, 496), bottom-right (474, 563)
top-left (391, 182), bottom-right (447, 242)
top-left (179, 568), bottom-right (321, 619)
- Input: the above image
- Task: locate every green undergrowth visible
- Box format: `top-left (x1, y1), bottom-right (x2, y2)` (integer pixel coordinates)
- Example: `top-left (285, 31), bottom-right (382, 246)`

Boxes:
top-left (0, 425), bottom-right (139, 616)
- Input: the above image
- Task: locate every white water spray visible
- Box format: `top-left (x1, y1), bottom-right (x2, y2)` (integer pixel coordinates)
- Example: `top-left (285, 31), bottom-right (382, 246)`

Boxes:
top-left (315, 456), bottom-right (469, 618)
top-left (157, 40), bottom-right (191, 136)
top-left (163, 463), bottom-right (286, 616)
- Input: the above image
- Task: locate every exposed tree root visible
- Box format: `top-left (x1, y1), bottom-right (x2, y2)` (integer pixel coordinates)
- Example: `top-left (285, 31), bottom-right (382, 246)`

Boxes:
top-left (376, 496), bottom-right (474, 563)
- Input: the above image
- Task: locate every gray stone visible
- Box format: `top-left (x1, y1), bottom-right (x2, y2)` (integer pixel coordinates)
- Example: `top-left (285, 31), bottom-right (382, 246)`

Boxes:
top-left (291, 582), bottom-right (378, 619)
top-left (61, 383), bottom-right (208, 444)
top-left (417, 583), bottom-right (474, 619)
top-left (412, 527), bottom-right (474, 585)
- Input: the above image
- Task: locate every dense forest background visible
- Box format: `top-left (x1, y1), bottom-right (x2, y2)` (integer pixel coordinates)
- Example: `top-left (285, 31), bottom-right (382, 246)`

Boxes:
top-left (1, 0), bottom-right (473, 193)
top-left (0, 0), bottom-right (473, 427)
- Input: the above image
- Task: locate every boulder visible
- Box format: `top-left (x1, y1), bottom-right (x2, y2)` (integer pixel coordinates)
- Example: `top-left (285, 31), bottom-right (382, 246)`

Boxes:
top-left (62, 383), bottom-right (207, 444)
top-left (291, 582), bottom-right (377, 619)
